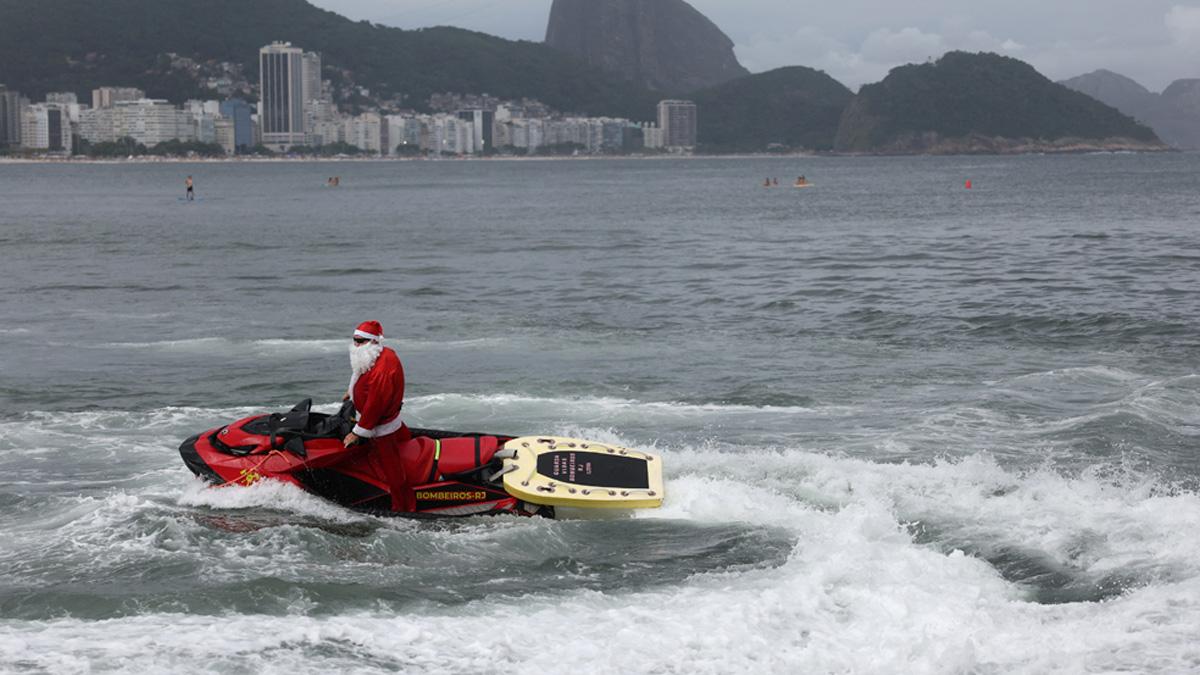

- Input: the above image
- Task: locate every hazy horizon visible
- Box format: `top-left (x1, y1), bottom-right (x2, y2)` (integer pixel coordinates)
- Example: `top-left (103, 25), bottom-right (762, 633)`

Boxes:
top-left (310, 0), bottom-right (1200, 92)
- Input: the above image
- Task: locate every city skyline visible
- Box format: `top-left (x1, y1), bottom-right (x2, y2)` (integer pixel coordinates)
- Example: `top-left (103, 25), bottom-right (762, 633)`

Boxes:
top-left (311, 0), bottom-right (1200, 92)
top-left (1, 42), bottom-right (695, 157)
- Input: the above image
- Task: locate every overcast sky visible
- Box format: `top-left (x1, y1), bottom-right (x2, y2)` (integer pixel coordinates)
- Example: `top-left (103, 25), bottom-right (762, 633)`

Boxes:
top-left (310, 0), bottom-right (1200, 92)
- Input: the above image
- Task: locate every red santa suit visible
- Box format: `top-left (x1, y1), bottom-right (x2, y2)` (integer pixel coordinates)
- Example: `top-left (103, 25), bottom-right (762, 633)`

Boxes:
top-left (349, 346), bottom-right (409, 444)
top-left (348, 322), bottom-right (416, 510)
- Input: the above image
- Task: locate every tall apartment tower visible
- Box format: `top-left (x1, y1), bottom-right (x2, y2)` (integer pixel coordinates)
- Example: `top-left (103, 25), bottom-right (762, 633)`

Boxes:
top-left (301, 51), bottom-right (322, 105)
top-left (219, 98), bottom-right (255, 152)
top-left (21, 103), bottom-right (71, 154)
top-left (0, 85), bottom-right (23, 147)
top-left (657, 99), bottom-right (698, 149)
top-left (457, 109), bottom-right (495, 153)
top-left (259, 42), bottom-right (306, 149)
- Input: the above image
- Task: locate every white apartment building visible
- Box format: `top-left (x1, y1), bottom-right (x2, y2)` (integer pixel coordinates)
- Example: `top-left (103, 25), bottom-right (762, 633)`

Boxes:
top-left (185, 100), bottom-right (221, 144)
top-left (642, 123), bottom-right (664, 149)
top-left (20, 103), bottom-right (72, 154)
top-left (79, 107), bottom-right (114, 144)
top-left (305, 99), bottom-right (339, 146)
top-left (115, 99), bottom-right (194, 146)
top-left (301, 51), bottom-right (322, 106)
top-left (80, 99), bottom-right (194, 146)
top-left (385, 115), bottom-right (422, 154)
top-left (214, 118), bottom-right (236, 155)
top-left (342, 112), bottom-right (385, 154)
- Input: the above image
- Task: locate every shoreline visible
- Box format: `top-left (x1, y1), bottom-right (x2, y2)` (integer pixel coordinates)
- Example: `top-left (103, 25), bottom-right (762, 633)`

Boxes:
top-left (0, 148), bottom-right (1185, 164)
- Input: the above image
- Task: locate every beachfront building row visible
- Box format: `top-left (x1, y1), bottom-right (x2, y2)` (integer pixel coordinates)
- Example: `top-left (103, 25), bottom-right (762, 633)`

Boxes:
top-left (378, 112), bottom-right (666, 156)
top-left (298, 104), bottom-right (674, 156)
top-left (0, 85), bottom-right (262, 156)
top-left (1, 39), bottom-right (696, 156)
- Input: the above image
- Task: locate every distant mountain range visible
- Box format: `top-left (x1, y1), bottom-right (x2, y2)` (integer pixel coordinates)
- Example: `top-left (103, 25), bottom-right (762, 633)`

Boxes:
top-left (835, 52), bottom-right (1162, 154)
top-left (1059, 70), bottom-right (1200, 149)
top-left (0, 0), bottom-right (1181, 154)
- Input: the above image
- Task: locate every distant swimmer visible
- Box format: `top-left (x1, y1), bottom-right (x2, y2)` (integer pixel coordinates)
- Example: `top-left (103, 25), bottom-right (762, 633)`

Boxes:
top-left (764, 177), bottom-right (772, 188)
top-left (185, 175), bottom-right (194, 201)
top-left (794, 175), bottom-right (808, 187)
top-left (772, 177), bottom-right (779, 186)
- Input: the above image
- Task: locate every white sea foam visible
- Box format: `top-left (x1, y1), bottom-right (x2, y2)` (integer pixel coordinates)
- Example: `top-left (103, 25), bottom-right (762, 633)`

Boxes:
top-left (97, 335), bottom-right (513, 356)
top-left (3, 392), bottom-right (1200, 672)
top-left (415, 391), bottom-right (847, 417)
top-left (175, 474), bottom-right (369, 525)
top-left (3, 487), bottom-right (1198, 673)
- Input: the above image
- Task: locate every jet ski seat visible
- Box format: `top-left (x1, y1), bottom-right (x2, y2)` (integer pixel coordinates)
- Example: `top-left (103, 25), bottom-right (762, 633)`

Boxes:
top-left (413, 435), bottom-right (503, 479)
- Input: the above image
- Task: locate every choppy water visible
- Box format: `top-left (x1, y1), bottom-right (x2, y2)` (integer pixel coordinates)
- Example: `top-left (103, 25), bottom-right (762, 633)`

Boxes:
top-left (1, 154), bottom-right (1199, 673)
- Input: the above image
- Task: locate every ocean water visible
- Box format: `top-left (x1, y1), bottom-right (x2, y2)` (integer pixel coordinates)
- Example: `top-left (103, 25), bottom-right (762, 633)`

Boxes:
top-left (1, 154), bottom-right (1198, 673)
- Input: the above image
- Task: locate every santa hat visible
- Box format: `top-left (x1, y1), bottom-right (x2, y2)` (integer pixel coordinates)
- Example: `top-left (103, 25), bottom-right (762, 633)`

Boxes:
top-left (353, 320), bottom-right (384, 342)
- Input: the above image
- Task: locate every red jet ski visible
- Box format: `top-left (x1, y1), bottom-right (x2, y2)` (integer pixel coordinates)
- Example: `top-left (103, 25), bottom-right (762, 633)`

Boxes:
top-left (180, 399), bottom-right (665, 518)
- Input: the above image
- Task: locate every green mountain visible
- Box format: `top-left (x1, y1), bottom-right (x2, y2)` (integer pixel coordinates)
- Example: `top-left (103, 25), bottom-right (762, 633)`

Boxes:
top-left (834, 51), bottom-right (1164, 153)
top-left (690, 66), bottom-right (853, 152)
top-left (0, 0), bottom-right (659, 119)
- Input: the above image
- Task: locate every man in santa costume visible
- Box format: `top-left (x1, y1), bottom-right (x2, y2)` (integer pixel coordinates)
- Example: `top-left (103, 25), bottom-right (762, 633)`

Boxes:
top-left (344, 319), bottom-right (412, 450)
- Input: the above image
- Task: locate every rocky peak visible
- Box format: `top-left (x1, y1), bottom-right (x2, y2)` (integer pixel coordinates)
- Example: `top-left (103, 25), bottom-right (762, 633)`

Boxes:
top-left (1058, 69), bottom-right (1159, 121)
top-left (1060, 70), bottom-right (1200, 149)
top-left (545, 0), bottom-right (748, 93)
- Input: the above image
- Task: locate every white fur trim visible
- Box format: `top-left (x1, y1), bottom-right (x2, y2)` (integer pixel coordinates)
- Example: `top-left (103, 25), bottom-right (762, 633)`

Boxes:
top-left (353, 329), bottom-right (382, 341)
top-left (353, 413), bottom-right (404, 438)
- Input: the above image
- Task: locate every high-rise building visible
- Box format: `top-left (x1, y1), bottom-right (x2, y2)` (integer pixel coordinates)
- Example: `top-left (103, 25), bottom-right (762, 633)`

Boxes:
top-left (259, 42), bottom-right (306, 149)
top-left (219, 98), bottom-right (255, 152)
top-left (657, 99), bottom-right (697, 149)
top-left (642, 123), bottom-right (664, 150)
top-left (92, 87), bottom-right (145, 109)
top-left (214, 118), bottom-right (236, 155)
top-left (342, 112), bottom-right (386, 154)
top-left (79, 107), bottom-right (115, 144)
top-left (0, 85), bottom-right (23, 147)
top-left (184, 100), bottom-right (221, 143)
top-left (456, 110), bottom-right (495, 154)
top-left (301, 51), bottom-right (322, 105)
top-left (21, 103), bottom-right (72, 154)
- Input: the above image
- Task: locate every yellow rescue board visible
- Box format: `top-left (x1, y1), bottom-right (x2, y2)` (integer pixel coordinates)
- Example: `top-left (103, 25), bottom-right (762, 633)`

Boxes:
top-left (501, 436), bottom-right (664, 509)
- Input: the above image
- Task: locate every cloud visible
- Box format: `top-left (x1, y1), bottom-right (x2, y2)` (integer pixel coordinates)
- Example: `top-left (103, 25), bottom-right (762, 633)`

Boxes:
top-left (1165, 5), bottom-right (1200, 48)
top-left (735, 24), bottom-right (1030, 90)
top-left (860, 27), bottom-right (944, 64)
top-left (310, 0), bottom-right (1200, 92)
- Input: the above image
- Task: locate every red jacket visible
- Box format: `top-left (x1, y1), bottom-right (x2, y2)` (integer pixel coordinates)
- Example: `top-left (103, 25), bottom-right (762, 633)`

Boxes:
top-left (350, 347), bottom-right (406, 438)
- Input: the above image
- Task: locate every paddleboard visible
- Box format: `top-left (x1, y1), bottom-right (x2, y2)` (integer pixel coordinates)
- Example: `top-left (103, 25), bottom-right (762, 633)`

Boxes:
top-left (501, 436), bottom-right (664, 509)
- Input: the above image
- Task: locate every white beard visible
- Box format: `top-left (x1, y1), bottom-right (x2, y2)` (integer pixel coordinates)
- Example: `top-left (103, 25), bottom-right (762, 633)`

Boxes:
top-left (348, 341), bottom-right (382, 399)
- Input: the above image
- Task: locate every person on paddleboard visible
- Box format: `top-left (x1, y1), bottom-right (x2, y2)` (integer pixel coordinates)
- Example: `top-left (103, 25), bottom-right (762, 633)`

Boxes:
top-left (185, 175), bottom-right (195, 201)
